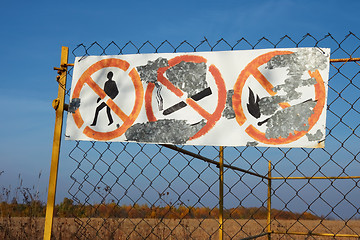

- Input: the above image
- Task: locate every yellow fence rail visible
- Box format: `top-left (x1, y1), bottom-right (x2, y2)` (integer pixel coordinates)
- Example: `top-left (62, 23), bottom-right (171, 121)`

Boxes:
top-left (44, 46), bottom-right (69, 240)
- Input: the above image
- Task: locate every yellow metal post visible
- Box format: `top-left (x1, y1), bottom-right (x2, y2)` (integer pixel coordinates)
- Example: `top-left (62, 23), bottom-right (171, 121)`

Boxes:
top-left (43, 46), bottom-right (69, 240)
top-left (219, 146), bottom-right (224, 240)
top-left (267, 160), bottom-right (272, 240)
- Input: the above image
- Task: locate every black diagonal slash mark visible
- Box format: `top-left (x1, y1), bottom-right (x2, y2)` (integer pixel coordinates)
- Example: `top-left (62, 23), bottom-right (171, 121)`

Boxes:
top-left (163, 87), bottom-right (212, 115)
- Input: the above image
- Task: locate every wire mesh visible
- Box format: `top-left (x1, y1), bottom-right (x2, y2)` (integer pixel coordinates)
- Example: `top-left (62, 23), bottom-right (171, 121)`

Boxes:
top-left (60, 33), bottom-right (360, 239)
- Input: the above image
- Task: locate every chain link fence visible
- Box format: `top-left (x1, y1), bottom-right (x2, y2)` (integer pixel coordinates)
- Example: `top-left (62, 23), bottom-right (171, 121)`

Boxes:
top-left (59, 33), bottom-right (360, 239)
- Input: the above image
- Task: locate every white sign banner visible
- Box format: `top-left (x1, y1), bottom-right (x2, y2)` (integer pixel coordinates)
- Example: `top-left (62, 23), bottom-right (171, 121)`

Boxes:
top-left (65, 48), bottom-right (330, 148)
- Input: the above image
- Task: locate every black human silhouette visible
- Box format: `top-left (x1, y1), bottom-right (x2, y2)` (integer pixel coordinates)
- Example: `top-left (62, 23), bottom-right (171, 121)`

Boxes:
top-left (90, 71), bottom-right (119, 126)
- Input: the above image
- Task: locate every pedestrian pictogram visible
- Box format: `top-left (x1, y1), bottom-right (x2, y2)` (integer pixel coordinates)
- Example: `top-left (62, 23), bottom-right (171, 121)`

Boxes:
top-left (232, 50), bottom-right (327, 145)
top-left (90, 71), bottom-right (119, 126)
top-left (70, 58), bottom-right (144, 141)
top-left (144, 55), bottom-right (227, 140)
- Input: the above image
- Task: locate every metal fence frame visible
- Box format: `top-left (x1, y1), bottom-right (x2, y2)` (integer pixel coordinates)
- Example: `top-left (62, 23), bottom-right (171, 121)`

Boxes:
top-left (45, 33), bottom-right (360, 239)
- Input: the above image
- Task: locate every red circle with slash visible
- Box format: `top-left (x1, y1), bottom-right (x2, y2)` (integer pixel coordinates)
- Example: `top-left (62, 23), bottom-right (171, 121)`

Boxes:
top-left (71, 58), bottom-right (144, 141)
top-left (145, 55), bottom-right (227, 140)
top-left (232, 51), bottom-right (326, 145)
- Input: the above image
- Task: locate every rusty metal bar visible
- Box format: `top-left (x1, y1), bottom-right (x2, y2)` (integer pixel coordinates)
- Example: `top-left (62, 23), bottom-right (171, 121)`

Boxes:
top-left (271, 176), bottom-right (360, 180)
top-left (66, 57), bottom-right (359, 69)
top-left (161, 144), bottom-right (269, 180)
top-left (240, 232), bottom-right (269, 240)
top-left (330, 57), bottom-right (360, 62)
top-left (219, 146), bottom-right (224, 240)
top-left (267, 161), bottom-right (272, 240)
top-left (272, 231), bottom-right (360, 238)
top-left (43, 46), bottom-right (68, 240)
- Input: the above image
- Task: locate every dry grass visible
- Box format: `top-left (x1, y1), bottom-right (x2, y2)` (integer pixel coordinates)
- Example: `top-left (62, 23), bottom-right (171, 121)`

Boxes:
top-left (1, 217), bottom-right (359, 239)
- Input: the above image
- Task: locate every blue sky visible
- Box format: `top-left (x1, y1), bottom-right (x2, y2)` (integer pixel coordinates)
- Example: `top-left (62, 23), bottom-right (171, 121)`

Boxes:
top-left (0, 0), bottom-right (359, 217)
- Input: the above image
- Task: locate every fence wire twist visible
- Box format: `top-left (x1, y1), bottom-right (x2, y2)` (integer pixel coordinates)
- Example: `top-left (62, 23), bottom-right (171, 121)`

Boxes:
top-left (61, 33), bottom-right (360, 239)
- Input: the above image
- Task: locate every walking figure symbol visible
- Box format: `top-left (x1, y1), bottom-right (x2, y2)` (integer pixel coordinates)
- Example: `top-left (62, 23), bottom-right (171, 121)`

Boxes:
top-left (90, 71), bottom-right (119, 126)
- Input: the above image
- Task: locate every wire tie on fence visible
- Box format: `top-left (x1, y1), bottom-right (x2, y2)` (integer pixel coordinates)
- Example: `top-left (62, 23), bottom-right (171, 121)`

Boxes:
top-left (52, 98), bottom-right (60, 110)
top-left (53, 66), bottom-right (66, 73)
top-left (63, 103), bottom-right (69, 112)
top-left (78, 55), bottom-right (88, 62)
top-left (315, 46), bottom-right (326, 54)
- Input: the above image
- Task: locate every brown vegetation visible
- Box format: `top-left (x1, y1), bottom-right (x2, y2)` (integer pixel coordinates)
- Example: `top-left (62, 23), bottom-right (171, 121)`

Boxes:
top-left (0, 172), bottom-right (357, 239)
top-left (2, 198), bottom-right (358, 240)
top-left (1, 217), bottom-right (360, 240)
top-left (1, 197), bottom-right (320, 220)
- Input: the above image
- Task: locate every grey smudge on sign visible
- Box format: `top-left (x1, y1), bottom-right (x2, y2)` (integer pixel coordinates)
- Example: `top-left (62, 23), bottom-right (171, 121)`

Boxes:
top-left (222, 90), bottom-right (236, 119)
top-left (125, 119), bottom-right (206, 144)
top-left (259, 95), bottom-right (287, 116)
top-left (270, 76), bottom-right (317, 104)
top-left (136, 57), bottom-right (169, 84)
top-left (68, 98), bottom-right (81, 113)
top-left (265, 100), bottom-right (317, 139)
top-left (259, 48), bottom-right (328, 117)
top-left (259, 76), bottom-right (317, 116)
top-left (258, 48), bottom-right (328, 140)
top-left (246, 141), bottom-right (259, 147)
top-left (306, 129), bottom-right (324, 141)
top-left (166, 61), bottom-right (207, 96)
top-left (136, 57), bottom-right (168, 111)
top-left (266, 48), bottom-right (328, 72)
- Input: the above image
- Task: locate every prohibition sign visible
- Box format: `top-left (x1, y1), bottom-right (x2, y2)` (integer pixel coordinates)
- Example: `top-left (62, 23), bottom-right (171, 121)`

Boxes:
top-left (71, 58), bottom-right (144, 141)
top-left (145, 55), bottom-right (227, 140)
top-left (232, 51), bottom-right (326, 145)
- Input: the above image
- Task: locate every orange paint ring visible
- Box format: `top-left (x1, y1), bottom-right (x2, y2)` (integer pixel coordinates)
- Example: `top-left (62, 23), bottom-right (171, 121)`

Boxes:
top-left (144, 55), bottom-right (226, 140)
top-left (72, 58), bottom-right (144, 141)
top-left (233, 51), bottom-right (326, 145)
top-left (145, 82), bottom-right (157, 122)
